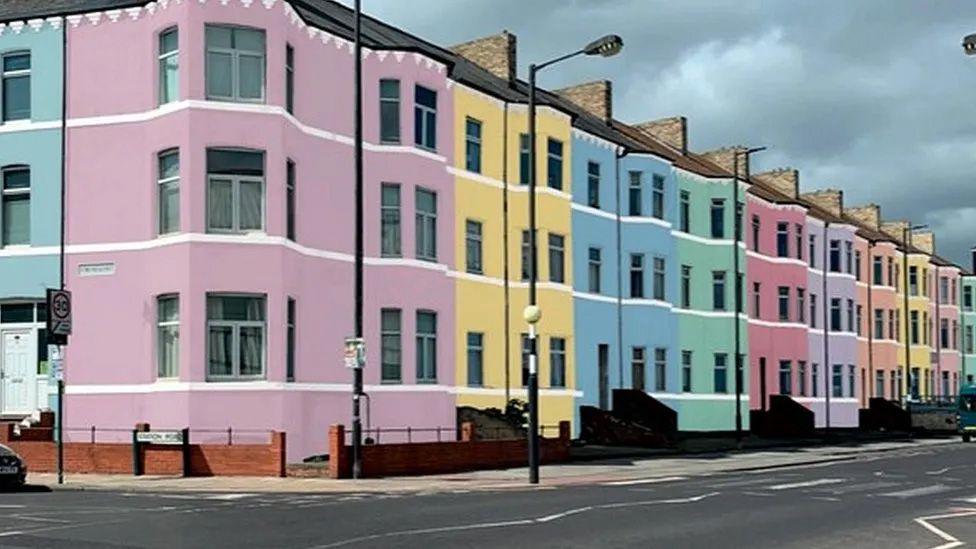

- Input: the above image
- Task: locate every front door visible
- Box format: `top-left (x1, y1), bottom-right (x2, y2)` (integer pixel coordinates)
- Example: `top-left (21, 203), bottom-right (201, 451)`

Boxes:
top-left (1, 330), bottom-right (35, 415)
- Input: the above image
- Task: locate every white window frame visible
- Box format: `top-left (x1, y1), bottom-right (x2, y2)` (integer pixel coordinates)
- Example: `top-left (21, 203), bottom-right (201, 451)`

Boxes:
top-left (1, 165), bottom-right (30, 247)
top-left (205, 25), bottom-right (266, 104)
top-left (157, 150), bottom-right (179, 235)
top-left (158, 27), bottom-right (179, 105)
top-left (1, 51), bottom-right (31, 122)
top-left (205, 294), bottom-right (266, 381)
top-left (415, 187), bottom-right (437, 261)
top-left (156, 295), bottom-right (179, 379)
top-left (206, 174), bottom-right (265, 234)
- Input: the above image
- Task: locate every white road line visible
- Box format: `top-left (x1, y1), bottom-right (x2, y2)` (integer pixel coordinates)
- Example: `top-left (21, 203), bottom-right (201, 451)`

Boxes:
top-left (914, 509), bottom-right (976, 549)
top-left (927, 467), bottom-right (951, 476)
top-left (308, 492), bottom-right (720, 548)
top-left (603, 476), bottom-right (688, 486)
top-left (881, 485), bottom-right (954, 499)
top-left (767, 478), bottom-right (846, 491)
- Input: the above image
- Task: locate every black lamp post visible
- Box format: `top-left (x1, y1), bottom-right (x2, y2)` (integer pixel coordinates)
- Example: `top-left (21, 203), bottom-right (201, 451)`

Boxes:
top-left (352, 0), bottom-right (364, 479)
top-left (526, 34), bottom-right (623, 485)
top-left (902, 223), bottom-right (927, 402)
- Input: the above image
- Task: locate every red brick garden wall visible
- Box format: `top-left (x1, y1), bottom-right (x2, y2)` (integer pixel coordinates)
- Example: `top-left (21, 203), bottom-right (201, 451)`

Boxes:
top-left (0, 423), bottom-right (286, 477)
top-left (329, 421), bottom-right (572, 479)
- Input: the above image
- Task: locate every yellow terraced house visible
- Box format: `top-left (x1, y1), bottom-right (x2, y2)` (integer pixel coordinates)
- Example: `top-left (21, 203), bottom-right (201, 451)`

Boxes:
top-left (450, 36), bottom-right (577, 430)
top-left (897, 248), bottom-right (934, 397)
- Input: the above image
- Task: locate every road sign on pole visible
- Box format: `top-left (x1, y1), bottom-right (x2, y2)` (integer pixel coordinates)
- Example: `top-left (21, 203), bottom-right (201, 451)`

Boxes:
top-left (344, 337), bottom-right (366, 369)
top-left (46, 288), bottom-right (72, 344)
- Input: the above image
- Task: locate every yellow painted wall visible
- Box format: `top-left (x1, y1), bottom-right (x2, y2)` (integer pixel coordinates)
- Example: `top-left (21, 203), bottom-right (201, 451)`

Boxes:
top-left (896, 252), bottom-right (933, 396)
top-left (452, 87), bottom-right (576, 429)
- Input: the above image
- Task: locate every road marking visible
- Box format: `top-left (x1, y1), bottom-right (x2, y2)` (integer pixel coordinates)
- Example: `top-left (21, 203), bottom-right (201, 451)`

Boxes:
top-left (881, 485), bottom-right (954, 499)
top-left (603, 476), bottom-right (687, 486)
top-left (811, 496), bottom-right (841, 502)
top-left (914, 509), bottom-right (976, 549)
top-left (767, 478), bottom-right (846, 491)
top-left (927, 467), bottom-right (951, 476)
top-left (308, 492), bottom-right (720, 548)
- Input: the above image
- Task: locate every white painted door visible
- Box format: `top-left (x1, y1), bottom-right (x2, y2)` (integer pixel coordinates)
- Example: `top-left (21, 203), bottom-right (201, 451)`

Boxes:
top-left (1, 330), bottom-right (35, 415)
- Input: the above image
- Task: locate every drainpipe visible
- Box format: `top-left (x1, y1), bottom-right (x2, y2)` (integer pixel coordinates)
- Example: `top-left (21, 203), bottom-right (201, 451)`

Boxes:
top-left (867, 241), bottom-right (874, 403)
top-left (502, 102), bottom-right (510, 406)
top-left (822, 221), bottom-right (830, 435)
top-left (615, 147), bottom-right (627, 390)
top-left (935, 264), bottom-right (941, 400)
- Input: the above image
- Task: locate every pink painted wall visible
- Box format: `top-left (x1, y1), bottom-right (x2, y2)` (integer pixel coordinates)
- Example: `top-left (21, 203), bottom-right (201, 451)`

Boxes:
top-left (746, 196), bottom-right (808, 410)
top-left (63, 0), bottom-right (458, 459)
top-left (864, 241), bottom-right (901, 401)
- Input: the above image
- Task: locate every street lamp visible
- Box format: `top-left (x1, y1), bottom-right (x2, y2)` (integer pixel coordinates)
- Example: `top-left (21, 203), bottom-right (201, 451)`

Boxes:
top-left (732, 147), bottom-right (765, 446)
top-left (526, 34), bottom-right (623, 485)
top-left (963, 34), bottom-right (976, 55)
top-left (351, 0), bottom-right (365, 480)
top-left (902, 223), bottom-right (928, 403)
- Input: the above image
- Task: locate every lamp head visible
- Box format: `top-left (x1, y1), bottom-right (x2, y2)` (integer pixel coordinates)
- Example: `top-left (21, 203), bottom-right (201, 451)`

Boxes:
top-left (964, 34), bottom-right (976, 55)
top-left (584, 34), bottom-right (624, 58)
top-left (523, 305), bottom-right (542, 325)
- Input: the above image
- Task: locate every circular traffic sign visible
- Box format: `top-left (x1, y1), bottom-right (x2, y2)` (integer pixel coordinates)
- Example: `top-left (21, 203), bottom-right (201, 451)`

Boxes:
top-left (52, 292), bottom-right (71, 320)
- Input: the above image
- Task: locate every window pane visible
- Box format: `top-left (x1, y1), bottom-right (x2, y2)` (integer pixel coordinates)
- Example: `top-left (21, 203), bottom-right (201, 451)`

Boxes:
top-left (3, 195), bottom-right (29, 246)
top-left (3, 76), bottom-right (30, 121)
top-left (208, 178), bottom-right (234, 230)
top-left (206, 51), bottom-right (233, 98)
top-left (158, 296), bottom-right (179, 322)
top-left (380, 102), bottom-right (400, 143)
top-left (207, 295), bottom-right (265, 321)
top-left (415, 86), bottom-right (436, 108)
top-left (160, 29), bottom-right (178, 54)
top-left (416, 189), bottom-right (436, 213)
top-left (159, 180), bottom-right (179, 234)
top-left (238, 180), bottom-right (263, 230)
top-left (239, 326), bottom-right (263, 376)
top-left (208, 326), bottom-right (233, 376)
top-left (160, 55), bottom-right (178, 104)
top-left (234, 28), bottom-right (265, 51)
top-left (205, 26), bottom-right (233, 49)
top-left (0, 303), bottom-right (33, 323)
top-left (3, 54), bottom-right (30, 72)
top-left (207, 149), bottom-right (264, 176)
top-left (3, 169), bottom-right (29, 190)
top-left (238, 54), bottom-right (264, 99)
top-left (417, 311), bottom-right (436, 334)
top-left (158, 325), bottom-right (179, 377)
top-left (159, 152), bottom-right (179, 180)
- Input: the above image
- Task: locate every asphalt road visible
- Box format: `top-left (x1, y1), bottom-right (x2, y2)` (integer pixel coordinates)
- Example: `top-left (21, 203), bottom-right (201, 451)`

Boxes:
top-left (2, 444), bottom-right (976, 548)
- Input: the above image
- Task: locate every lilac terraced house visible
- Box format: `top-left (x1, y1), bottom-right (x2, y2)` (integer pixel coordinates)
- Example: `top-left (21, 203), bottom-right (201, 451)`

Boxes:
top-left (46, 0), bottom-right (457, 459)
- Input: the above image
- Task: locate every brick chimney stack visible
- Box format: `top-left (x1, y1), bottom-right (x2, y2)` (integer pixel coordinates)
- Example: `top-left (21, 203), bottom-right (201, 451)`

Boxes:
top-left (913, 231), bottom-right (935, 255)
top-left (451, 31), bottom-right (517, 84)
top-left (700, 146), bottom-right (750, 180)
top-left (800, 189), bottom-right (844, 217)
top-left (555, 80), bottom-right (613, 124)
top-left (845, 204), bottom-right (881, 229)
top-left (634, 116), bottom-right (687, 154)
top-left (881, 220), bottom-right (910, 243)
top-left (753, 168), bottom-right (799, 199)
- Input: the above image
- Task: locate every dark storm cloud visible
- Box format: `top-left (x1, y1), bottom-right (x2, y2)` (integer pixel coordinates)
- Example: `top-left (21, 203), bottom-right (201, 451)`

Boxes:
top-left (338, 0), bottom-right (976, 267)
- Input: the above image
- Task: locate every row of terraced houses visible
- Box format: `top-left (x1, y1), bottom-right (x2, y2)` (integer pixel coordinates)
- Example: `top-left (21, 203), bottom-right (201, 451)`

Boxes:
top-left (0, 0), bottom-right (974, 459)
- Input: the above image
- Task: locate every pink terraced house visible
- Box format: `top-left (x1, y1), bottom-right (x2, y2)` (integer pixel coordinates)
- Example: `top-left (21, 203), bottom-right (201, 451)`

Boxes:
top-left (61, 0), bottom-right (457, 458)
top-left (746, 170), bottom-right (810, 413)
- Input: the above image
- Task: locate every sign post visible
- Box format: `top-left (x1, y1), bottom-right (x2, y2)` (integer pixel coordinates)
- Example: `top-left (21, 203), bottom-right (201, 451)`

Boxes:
top-left (345, 337), bottom-right (365, 478)
top-left (46, 289), bottom-right (71, 485)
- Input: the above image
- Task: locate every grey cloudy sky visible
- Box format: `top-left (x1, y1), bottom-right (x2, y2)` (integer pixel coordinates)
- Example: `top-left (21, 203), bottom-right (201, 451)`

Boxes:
top-left (339, 0), bottom-right (976, 268)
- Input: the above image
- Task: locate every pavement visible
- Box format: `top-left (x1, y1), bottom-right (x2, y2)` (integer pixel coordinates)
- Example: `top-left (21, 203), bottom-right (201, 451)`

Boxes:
top-left (2, 441), bottom-right (975, 548)
top-left (25, 436), bottom-right (958, 494)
